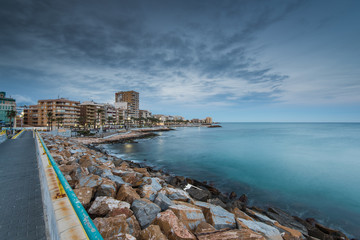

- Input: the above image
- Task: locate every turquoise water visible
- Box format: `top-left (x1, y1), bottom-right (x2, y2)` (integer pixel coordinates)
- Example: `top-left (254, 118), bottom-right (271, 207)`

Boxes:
top-left (104, 123), bottom-right (360, 238)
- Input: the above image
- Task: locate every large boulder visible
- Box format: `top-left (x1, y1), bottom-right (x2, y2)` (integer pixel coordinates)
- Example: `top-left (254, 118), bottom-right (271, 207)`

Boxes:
top-left (73, 187), bottom-right (94, 208)
top-left (246, 209), bottom-right (277, 225)
top-left (133, 167), bottom-right (150, 177)
top-left (160, 187), bottom-right (192, 202)
top-left (265, 208), bottom-right (308, 236)
top-left (112, 158), bottom-right (123, 167)
top-left (169, 204), bottom-right (206, 231)
top-left (126, 215), bottom-right (141, 239)
top-left (139, 225), bottom-right (167, 240)
top-left (88, 196), bottom-right (131, 217)
top-left (195, 222), bottom-right (216, 234)
top-left (76, 174), bottom-right (102, 189)
top-left (96, 178), bottom-right (117, 198)
top-left (131, 199), bottom-right (161, 229)
top-left (207, 198), bottom-right (226, 209)
top-left (122, 171), bottom-right (144, 187)
top-left (103, 174), bottom-right (126, 188)
top-left (232, 207), bottom-right (253, 221)
top-left (59, 164), bottom-right (78, 175)
top-left (71, 166), bottom-right (90, 181)
top-left (314, 222), bottom-right (348, 240)
top-left (88, 165), bottom-right (112, 177)
top-left (139, 177), bottom-right (163, 201)
top-left (79, 155), bottom-right (96, 167)
top-left (196, 228), bottom-right (265, 240)
top-left (274, 222), bottom-right (304, 240)
top-left (194, 201), bottom-right (236, 230)
top-left (236, 218), bottom-right (282, 240)
top-left (116, 185), bottom-right (141, 204)
top-left (106, 206), bottom-right (133, 219)
top-left (185, 185), bottom-right (211, 202)
top-left (154, 210), bottom-right (196, 240)
top-left (154, 192), bottom-right (174, 211)
top-left (93, 215), bottom-right (129, 239)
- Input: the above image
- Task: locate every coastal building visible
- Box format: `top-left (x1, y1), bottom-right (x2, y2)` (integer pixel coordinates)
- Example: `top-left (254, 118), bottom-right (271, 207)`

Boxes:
top-left (23, 105), bottom-right (39, 126)
top-left (24, 98), bottom-right (80, 127)
top-left (114, 102), bottom-right (127, 123)
top-left (205, 117), bottom-right (213, 124)
top-left (115, 91), bottom-right (139, 118)
top-left (139, 110), bottom-right (152, 119)
top-left (37, 98), bottom-right (80, 128)
top-left (153, 114), bottom-right (168, 122)
top-left (80, 101), bottom-right (105, 128)
top-left (173, 116), bottom-right (185, 121)
top-left (0, 91), bottom-right (16, 125)
top-left (104, 103), bottom-right (126, 125)
top-left (191, 118), bottom-right (202, 123)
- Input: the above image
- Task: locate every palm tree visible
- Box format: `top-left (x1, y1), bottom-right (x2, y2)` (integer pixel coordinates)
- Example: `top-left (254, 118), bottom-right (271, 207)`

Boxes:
top-left (78, 116), bottom-right (87, 130)
top-left (47, 111), bottom-right (53, 131)
top-left (6, 109), bottom-right (17, 134)
top-left (56, 117), bottom-right (64, 129)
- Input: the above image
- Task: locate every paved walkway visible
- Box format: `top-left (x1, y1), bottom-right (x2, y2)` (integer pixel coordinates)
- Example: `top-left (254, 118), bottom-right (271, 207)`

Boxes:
top-left (0, 131), bottom-right (46, 240)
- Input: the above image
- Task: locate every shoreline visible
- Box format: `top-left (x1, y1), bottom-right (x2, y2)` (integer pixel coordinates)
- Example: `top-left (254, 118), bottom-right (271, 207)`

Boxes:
top-left (43, 131), bottom-right (353, 240)
top-left (72, 127), bottom-right (175, 145)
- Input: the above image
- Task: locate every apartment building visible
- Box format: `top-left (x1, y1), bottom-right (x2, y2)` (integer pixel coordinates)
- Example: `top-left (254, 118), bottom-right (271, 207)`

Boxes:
top-left (115, 91), bottom-right (139, 118)
top-left (205, 117), bottom-right (213, 124)
top-left (0, 91), bottom-right (16, 125)
top-left (23, 105), bottom-right (39, 126)
top-left (139, 110), bottom-right (152, 119)
top-left (80, 101), bottom-right (105, 127)
top-left (38, 98), bottom-right (80, 127)
top-left (23, 98), bottom-right (80, 127)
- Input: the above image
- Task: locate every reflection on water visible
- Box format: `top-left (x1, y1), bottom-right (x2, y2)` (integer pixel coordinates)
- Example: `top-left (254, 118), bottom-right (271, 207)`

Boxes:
top-left (104, 123), bottom-right (360, 238)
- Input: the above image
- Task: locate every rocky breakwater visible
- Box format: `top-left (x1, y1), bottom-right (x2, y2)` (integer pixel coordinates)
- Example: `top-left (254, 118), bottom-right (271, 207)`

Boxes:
top-left (43, 134), bottom-right (352, 240)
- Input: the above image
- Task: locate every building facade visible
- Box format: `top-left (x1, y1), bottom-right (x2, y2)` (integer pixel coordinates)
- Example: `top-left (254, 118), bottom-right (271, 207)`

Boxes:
top-left (80, 101), bottom-right (105, 128)
top-left (205, 117), bottom-right (213, 124)
top-left (0, 91), bottom-right (16, 125)
top-left (115, 91), bottom-right (139, 118)
top-left (139, 110), bottom-right (152, 119)
top-left (23, 105), bottom-right (39, 126)
top-left (24, 98), bottom-right (80, 128)
top-left (38, 99), bottom-right (80, 128)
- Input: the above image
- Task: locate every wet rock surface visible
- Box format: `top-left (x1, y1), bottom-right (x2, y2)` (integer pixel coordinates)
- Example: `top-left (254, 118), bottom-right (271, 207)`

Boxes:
top-left (131, 198), bottom-right (161, 229)
top-left (43, 134), bottom-right (352, 240)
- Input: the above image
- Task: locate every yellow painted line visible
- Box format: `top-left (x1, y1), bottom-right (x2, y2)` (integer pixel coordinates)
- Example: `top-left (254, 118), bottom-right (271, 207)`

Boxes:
top-left (12, 129), bottom-right (25, 139)
top-left (36, 133), bottom-right (89, 240)
top-left (38, 134), bottom-right (66, 196)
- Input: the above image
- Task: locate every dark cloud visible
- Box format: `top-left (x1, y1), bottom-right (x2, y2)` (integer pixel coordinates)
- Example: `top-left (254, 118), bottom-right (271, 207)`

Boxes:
top-left (0, 0), bottom-right (302, 105)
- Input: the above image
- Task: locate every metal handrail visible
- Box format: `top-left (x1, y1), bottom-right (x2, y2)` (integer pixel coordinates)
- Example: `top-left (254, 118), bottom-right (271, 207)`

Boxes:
top-left (36, 132), bottom-right (103, 240)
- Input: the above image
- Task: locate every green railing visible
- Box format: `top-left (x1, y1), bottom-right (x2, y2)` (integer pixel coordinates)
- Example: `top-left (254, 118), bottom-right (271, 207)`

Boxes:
top-left (37, 132), bottom-right (103, 240)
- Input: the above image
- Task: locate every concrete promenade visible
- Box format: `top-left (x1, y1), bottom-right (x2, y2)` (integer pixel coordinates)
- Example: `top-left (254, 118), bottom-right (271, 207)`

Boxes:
top-left (0, 131), bottom-right (46, 239)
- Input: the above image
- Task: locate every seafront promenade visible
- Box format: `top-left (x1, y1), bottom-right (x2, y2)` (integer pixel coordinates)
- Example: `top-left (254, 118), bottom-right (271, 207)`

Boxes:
top-left (0, 131), bottom-right (46, 239)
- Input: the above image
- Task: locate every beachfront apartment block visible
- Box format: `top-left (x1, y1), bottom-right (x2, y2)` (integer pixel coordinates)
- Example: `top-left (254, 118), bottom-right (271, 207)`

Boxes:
top-left (23, 98), bottom-right (80, 128)
top-left (205, 117), bottom-right (213, 124)
top-left (139, 110), bottom-right (152, 119)
top-left (80, 101), bottom-right (105, 128)
top-left (115, 91), bottom-right (139, 118)
top-left (23, 105), bottom-right (39, 126)
top-left (0, 91), bottom-right (16, 125)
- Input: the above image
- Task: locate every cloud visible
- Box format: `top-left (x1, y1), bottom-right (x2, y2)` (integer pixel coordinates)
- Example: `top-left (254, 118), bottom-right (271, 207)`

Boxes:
top-left (3, 0), bottom-right (357, 114)
top-left (12, 94), bottom-right (35, 105)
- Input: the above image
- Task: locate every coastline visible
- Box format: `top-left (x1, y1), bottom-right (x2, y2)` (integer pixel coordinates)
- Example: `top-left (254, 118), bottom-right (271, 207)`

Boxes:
top-left (72, 127), bottom-right (175, 145)
top-left (43, 130), bottom-right (353, 240)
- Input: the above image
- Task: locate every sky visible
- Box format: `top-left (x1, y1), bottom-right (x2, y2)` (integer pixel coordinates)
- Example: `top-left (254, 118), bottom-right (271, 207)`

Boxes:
top-left (1, 0), bottom-right (360, 122)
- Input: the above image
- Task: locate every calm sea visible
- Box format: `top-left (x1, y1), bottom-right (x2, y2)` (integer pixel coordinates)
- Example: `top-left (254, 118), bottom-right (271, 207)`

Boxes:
top-left (103, 123), bottom-right (360, 238)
